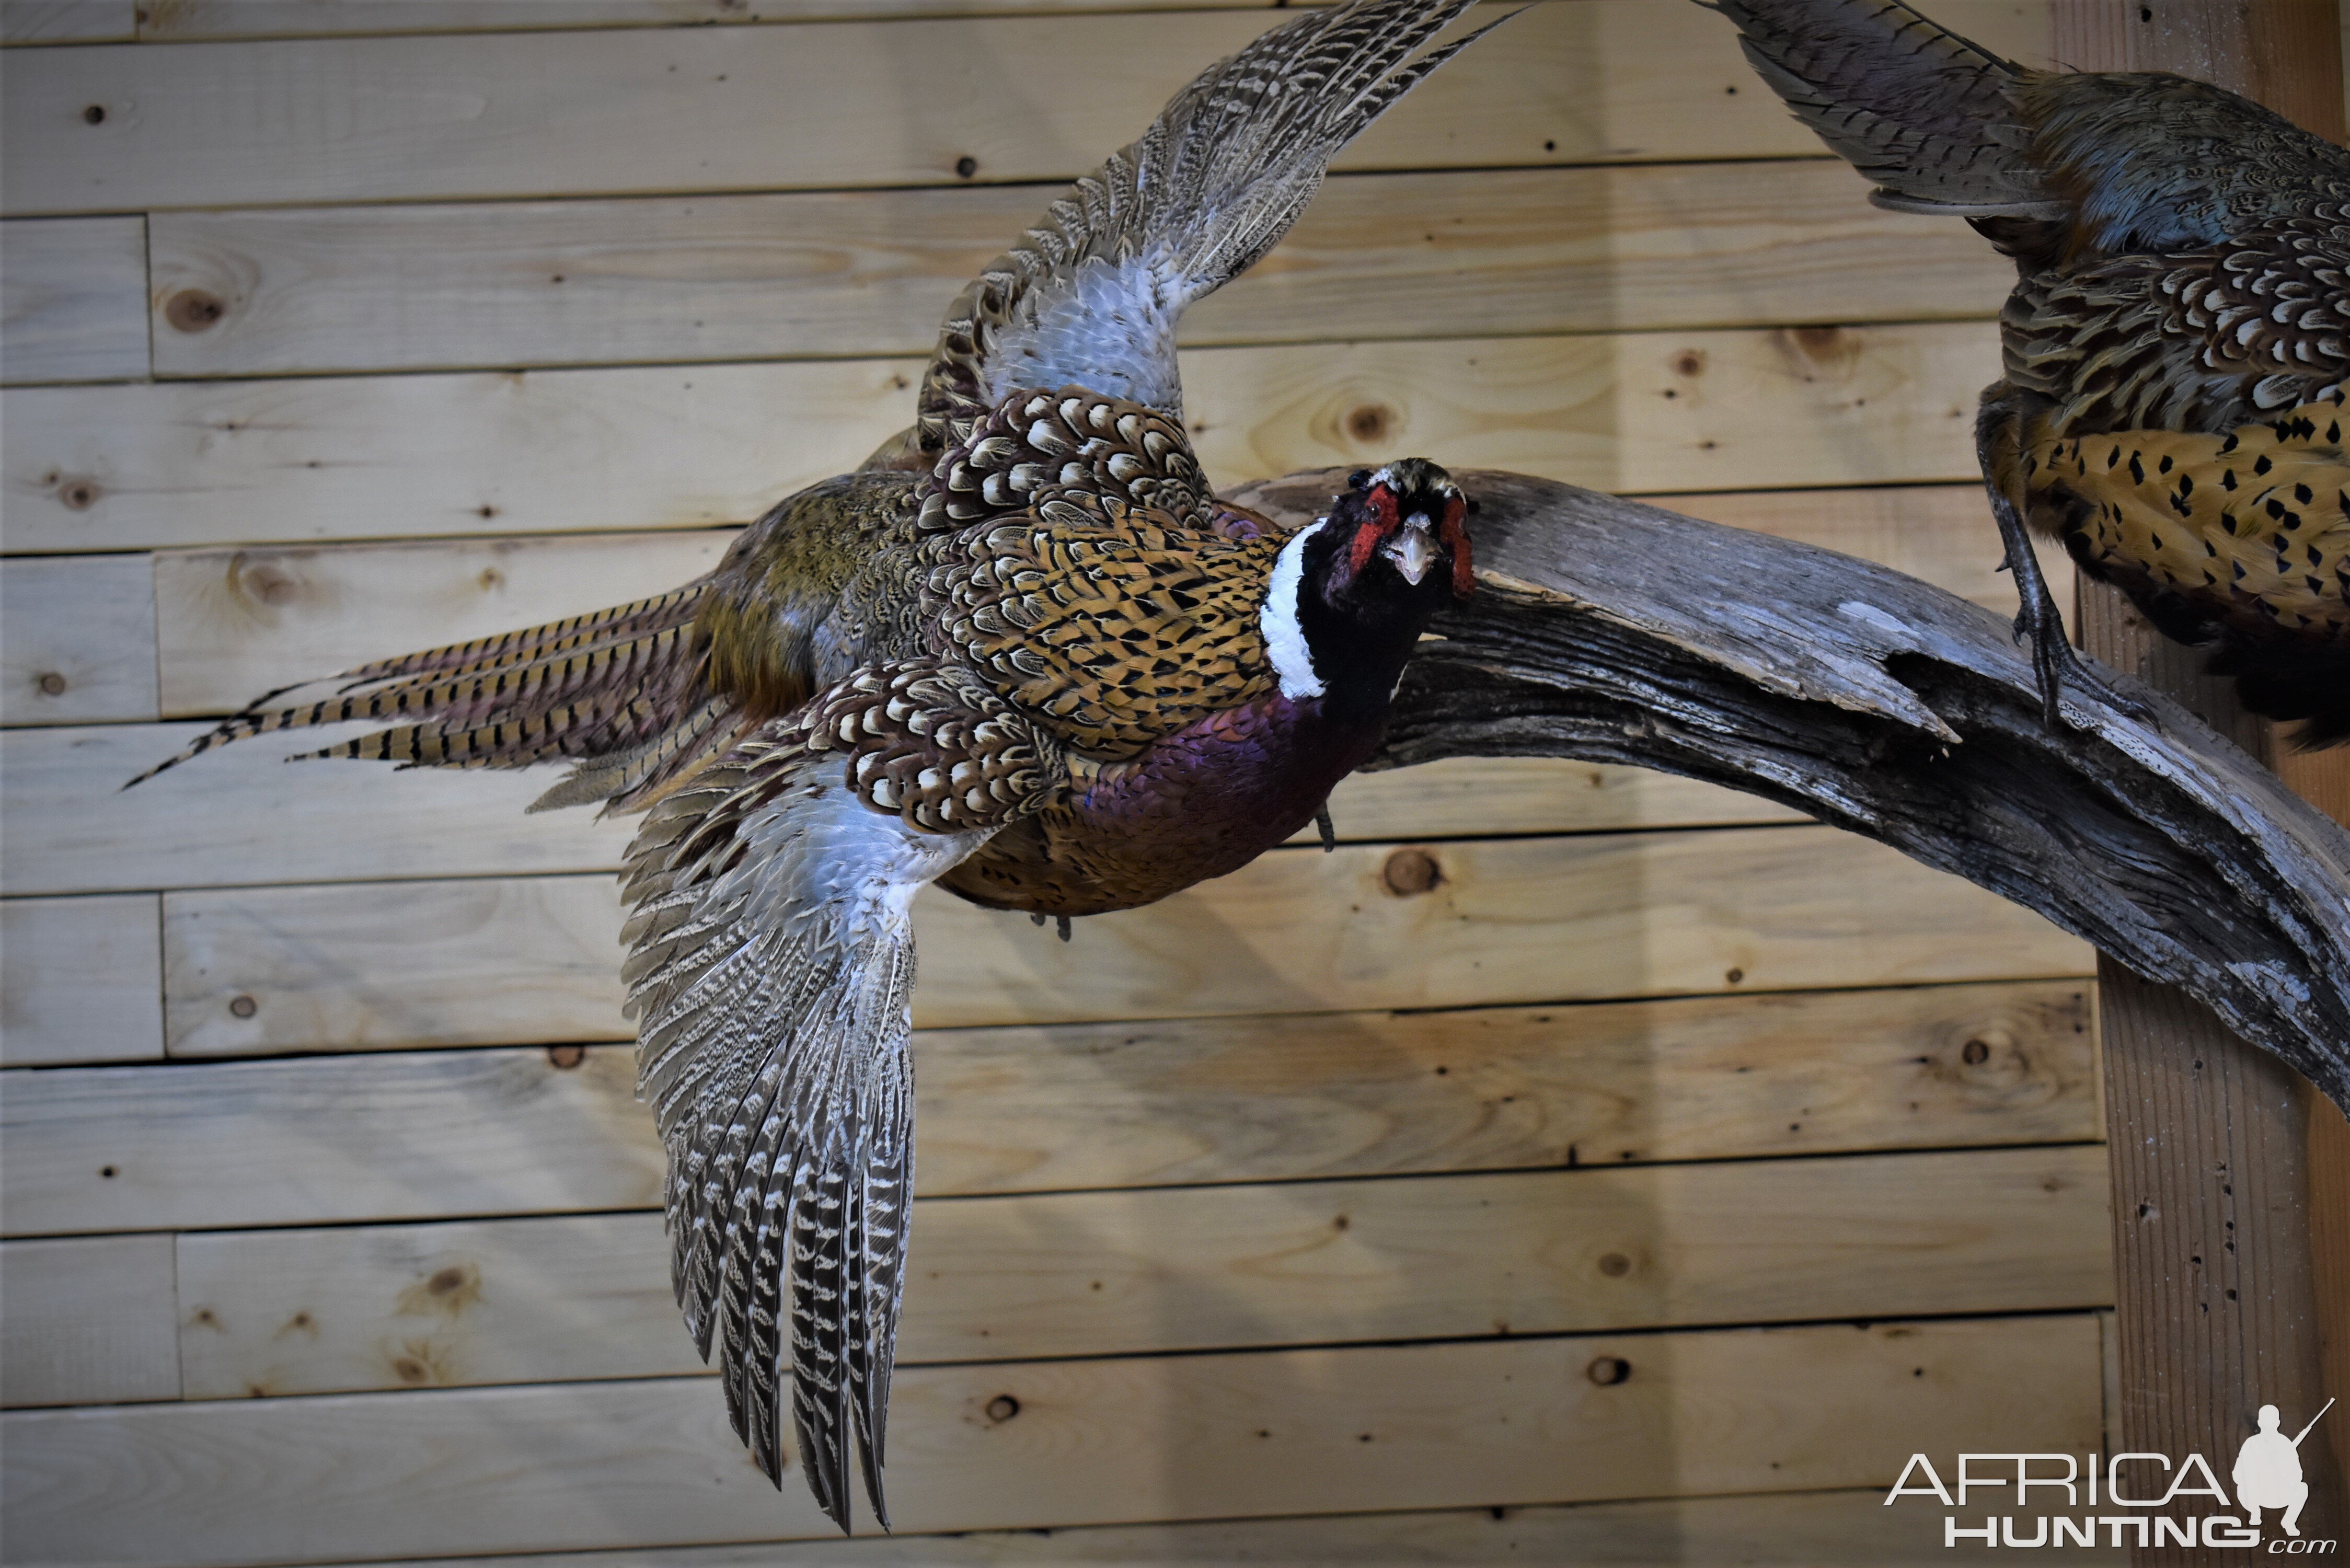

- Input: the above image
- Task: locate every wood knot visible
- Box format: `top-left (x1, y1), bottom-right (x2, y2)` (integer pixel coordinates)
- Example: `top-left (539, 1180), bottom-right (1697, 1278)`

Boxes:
top-left (1345, 403), bottom-right (1395, 443)
top-left (546, 1044), bottom-right (586, 1069)
top-left (229, 995), bottom-right (258, 1019)
top-left (82, 105), bottom-right (106, 125)
top-left (984, 1394), bottom-right (1020, 1423)
top-left (1780, 325), bottom-right (1861, 376)
top-left (954, 155), bottom-right (978, 179)
top-left (1381, 847), bottom-right (1442, 897)
top-left (477, 567), bottom-right (505, 592)
top-left (1671, 349), bottom-right (1707, 378)
top-left (55, 477), bottom-right (101, 510)
top-left (1961, 1036), bottom-right (1992, 1066)
top-left (1596, 1252), bottom-right (1632, 1278)
top-left (1586, 1355), bottom-right (1632, 1386)
top-left (232, 558), bottom-right (307, 609)
top-left (36, 672), bottom-right (67, 697)
top-left (165, 290), bottom-right (227, 333)
top-left (391, 1356), bottom-right (431, 1385)
top-left (396, 1260), bottom-right (481, 1319)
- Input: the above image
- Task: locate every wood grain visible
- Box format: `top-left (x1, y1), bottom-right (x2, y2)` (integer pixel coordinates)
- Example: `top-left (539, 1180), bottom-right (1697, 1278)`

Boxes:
top-left (172, 1146), bottom-right (2112, 1398)
top-left (142, 162), bottom-right (2009, 378)
top-left (0, 4), bottom-right (2052, 216)
top-left (2, 322), bottom-right (2001, 554)
top-left (1654, 484), bottom-right (2072, 614)
top-left (0, 1234), bottom-right (178, 1408)
top-left (0, 216), bottom-right (147, 383)
top-left (1, 554), bottom-right (159, 726)
top-left (0, 893), bottom-right (164, 1067)
top-left (0, 1315), bottom-right (2104, 1564)
top-left (0, 1), bottom-right (132, 43)
top-left (340, 1489), bottom-right (2119, 1568)
top-left (139, 824), bottom-right (2092, 1045)
top-left (149, 531), bottom-right (727, 719)
top-left (10, 980), bottom-right (2101, 1234)
top-left (4, 720), bottom-right (640, 896)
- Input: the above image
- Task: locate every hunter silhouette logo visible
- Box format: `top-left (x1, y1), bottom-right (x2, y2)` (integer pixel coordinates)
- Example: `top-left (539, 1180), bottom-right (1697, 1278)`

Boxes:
top-left (2237, 1400), bottom-right (2335, 1540)
top-left (1883, 1397), bottom-right (2339, 1550)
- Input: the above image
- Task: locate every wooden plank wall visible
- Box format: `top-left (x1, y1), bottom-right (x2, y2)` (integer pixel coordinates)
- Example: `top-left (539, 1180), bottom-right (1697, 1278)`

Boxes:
top-left (0, 2), bottom-right (2135, 1562)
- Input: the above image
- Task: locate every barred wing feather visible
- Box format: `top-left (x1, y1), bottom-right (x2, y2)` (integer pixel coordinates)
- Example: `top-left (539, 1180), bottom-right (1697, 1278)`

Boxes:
top-left (911, 0), bottom-right (1512, 455)
top-left (619, 662), bottom-right (1062, 1531)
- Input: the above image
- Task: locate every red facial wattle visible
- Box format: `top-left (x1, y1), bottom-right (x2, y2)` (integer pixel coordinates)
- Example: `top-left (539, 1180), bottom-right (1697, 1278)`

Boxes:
top-left (1441, 493), bottom-right (1473, 598)
top-left (1349, 483), bottom-right (1400, 578)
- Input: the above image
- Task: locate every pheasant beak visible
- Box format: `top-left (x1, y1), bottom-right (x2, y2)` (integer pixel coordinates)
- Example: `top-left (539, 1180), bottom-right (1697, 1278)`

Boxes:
top-left (1384, 513), bottom-right (1438, 585)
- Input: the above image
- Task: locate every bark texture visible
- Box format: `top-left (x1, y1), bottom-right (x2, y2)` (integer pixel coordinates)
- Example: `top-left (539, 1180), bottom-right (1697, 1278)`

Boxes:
top-left (1233, 468), bottom-right (2350, 1109)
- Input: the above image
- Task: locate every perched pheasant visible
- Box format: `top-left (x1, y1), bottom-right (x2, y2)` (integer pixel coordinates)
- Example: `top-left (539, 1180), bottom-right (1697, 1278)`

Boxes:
top-left (132, 0), bottom-right (1494, 1532)
top-left (1706, 0), bottom-right (2350, 742)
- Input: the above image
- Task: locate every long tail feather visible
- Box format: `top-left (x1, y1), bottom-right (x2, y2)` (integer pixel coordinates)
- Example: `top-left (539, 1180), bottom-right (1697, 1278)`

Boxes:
top-left (1701, 0), bottom-right (2059, 217)
top-left (126, 582), bottom-right (719, 800)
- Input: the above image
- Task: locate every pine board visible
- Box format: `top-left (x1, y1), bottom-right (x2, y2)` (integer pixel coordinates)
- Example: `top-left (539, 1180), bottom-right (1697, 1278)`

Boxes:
top-left (1656, 484), bottom-right (2071, 614)
top-left (146, 490), bottom-right (2041, 722)
top-left (7, 979), bottom-right (2101, 1233)
top-left (170, 1145), bottom-right (2111, 1399)
top-left (4, 720), bottom-right (642, 896)
top-left (0, 216), bottom-right (148, 383)
top-left (6, 1044), bottom-right (667, 1238)
top-left (1, 554), bottom-right (159, 725)
top-left (0, 5), bottom-right (2051, 216)
top-left (150, 530), bottom-right (727, 718)
top-left (145, 824), bottom-right (2091, 1043)
top-left (0, 323), bottom-right (2001, 554)
top-left (0, 2), bottom-right (131, 43)
top-left (0, 1315), bottom-right (2104, 1564)
top-left (339, 1489), bottom-right (2119, 1568)
top-left (143, 162), bottom-right (2008, 378)
top-left (0, 1233), bottom-right (178, 1409)
top-left (0, 893), bottom-right (164, 1067)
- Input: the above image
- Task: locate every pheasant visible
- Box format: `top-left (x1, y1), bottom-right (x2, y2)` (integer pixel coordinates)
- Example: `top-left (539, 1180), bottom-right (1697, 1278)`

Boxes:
top-left (131, 0), bottom-right (1494, 1532)
top-left (1705, 0), bottom-right (2350, 743)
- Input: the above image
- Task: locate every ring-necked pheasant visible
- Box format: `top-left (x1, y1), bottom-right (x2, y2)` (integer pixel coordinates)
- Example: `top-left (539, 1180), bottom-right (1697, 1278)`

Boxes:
top-left (1704, 0), bottom-right (2350, 743)
top-left (131, 0), bottom-right (1495, 1531)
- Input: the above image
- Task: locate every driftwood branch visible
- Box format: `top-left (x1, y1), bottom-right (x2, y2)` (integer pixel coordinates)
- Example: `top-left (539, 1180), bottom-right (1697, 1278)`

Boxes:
top-left (1232, 469), bottom-right (2350, 1109)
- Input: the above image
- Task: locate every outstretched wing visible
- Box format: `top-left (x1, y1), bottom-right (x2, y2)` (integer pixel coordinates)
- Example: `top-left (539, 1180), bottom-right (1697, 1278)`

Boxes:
top-left (620, 661), bottom-right (1061, 1532)
top-left (908, 0), bottom-right (1506, 456)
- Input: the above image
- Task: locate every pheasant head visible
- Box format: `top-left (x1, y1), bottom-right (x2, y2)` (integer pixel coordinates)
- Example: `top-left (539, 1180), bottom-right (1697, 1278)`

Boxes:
top-left (1262, 458), bottom-right (1474, 720)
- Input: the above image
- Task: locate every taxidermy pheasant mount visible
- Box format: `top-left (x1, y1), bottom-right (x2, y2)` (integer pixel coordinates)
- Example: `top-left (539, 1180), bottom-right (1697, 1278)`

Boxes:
top-left (1703, 0), bottom-right (2350, 743)
top-left (131, 0), bottom-right (1500, 1533)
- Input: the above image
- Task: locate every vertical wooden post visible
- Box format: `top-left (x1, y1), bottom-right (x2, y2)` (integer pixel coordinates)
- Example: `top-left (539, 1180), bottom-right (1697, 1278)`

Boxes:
top-left (2054, 5), bottom-right (2350, 1559)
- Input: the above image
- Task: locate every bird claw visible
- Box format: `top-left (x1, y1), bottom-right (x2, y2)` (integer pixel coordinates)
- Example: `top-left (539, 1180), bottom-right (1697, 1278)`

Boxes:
top-left (2010, 599), bottom-right (2158, 730)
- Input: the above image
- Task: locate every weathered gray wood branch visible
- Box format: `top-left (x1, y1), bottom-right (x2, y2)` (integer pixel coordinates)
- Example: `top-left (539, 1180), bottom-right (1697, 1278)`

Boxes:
top-left (1235, 469), bottom-right (2350, 1108)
